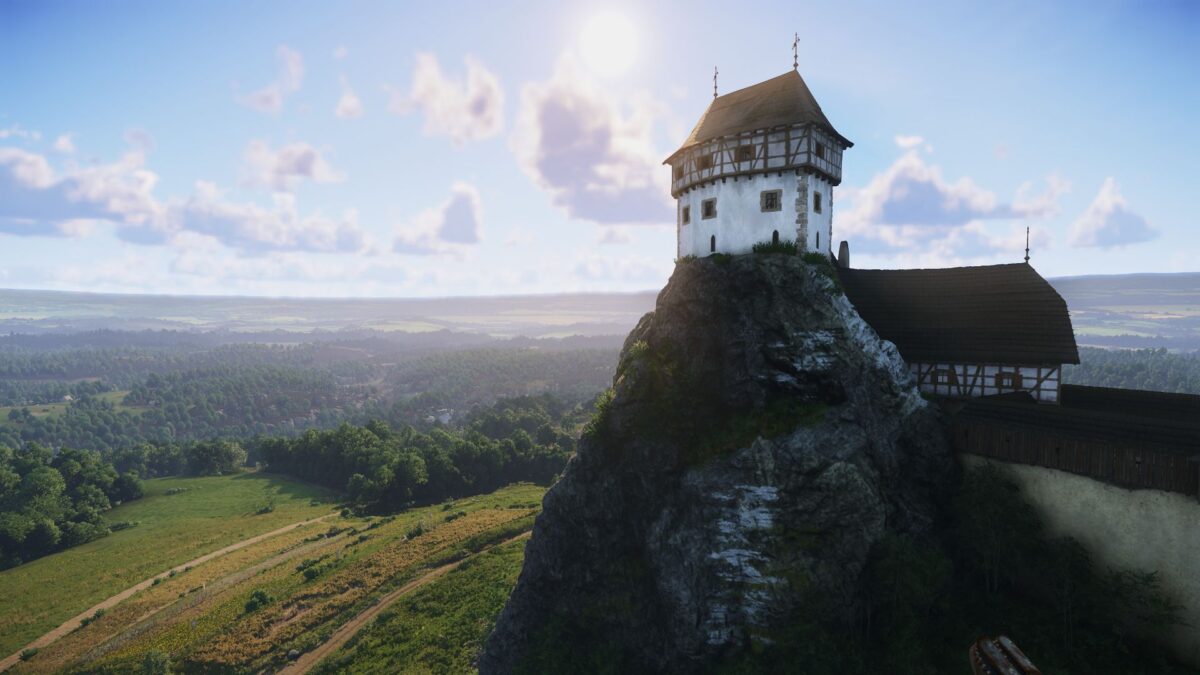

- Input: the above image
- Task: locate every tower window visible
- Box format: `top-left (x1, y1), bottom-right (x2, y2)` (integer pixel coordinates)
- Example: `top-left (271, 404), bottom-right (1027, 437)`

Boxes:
top-left (772, 230), bottom-right (780, 245)
top-left (681, 205), bottom-right (690, 225)
top-left (813, 192), bottom-right (823, 213)
top-left (815, 142), bottom-right (826, 160)
top-left (760, 190), bottom-right (782, 212)
top-left (701, 198), bottom-right (717, 219)
top-left (710, 235), bottom-right (716, 253)
top-left (672, 165), bottom-right (683, 181)
top-left (697, 153), bottom-right (714, 170)
top-left (735, 144), bottom-right (754, 162)
top-left (816, 231), bottom-right (820, 250)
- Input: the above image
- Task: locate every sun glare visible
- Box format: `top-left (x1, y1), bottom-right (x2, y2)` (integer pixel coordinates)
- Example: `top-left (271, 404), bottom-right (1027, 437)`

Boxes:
top-left (579, 10), bottom-right (636, 78)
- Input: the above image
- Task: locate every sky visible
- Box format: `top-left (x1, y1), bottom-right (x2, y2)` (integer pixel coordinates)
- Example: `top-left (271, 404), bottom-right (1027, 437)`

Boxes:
top-left (0, 0), bottom-right (1196, 298)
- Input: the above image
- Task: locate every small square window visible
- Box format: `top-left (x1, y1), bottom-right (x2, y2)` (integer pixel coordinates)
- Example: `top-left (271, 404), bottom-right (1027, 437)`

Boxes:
top-left (934, 369), bottom-right (957, 385)
top-left (814, 142), bottom-right (826, 160)
top-left (995, 372), bottom-right (1024, 389)
top-left (735, 145), bottom-right (754, 162)
top-left (681, 205), bottom-right (691, 225)
top-left (760, 190), bottom-right (782, 212)
top-left (697, 154), bottom-right (714, 170)
top-left (813, 192), bottom-right (823, 213)
top-left (701, 198), bottom-right (717, 219)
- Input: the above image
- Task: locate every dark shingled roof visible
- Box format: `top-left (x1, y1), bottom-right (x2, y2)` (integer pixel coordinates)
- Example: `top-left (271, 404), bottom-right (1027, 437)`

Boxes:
top-left (667, 70), bottom-right (852, 162)
top-left (838, 263), bottom-right (1080, 365)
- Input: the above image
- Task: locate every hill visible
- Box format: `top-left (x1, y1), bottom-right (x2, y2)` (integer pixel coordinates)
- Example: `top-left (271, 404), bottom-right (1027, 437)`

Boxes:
top-left (2, 475), bottom-right (544, 673)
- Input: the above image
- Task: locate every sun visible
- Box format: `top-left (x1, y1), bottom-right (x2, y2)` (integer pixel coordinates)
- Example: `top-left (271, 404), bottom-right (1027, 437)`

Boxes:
top-left (579, 10), bottom-right (637, 78)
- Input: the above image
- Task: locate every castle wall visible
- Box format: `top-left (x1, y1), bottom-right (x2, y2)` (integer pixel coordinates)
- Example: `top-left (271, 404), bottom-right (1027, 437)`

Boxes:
top-left (676, 173), bottom-right (832, 258)
top-left (962, 454), bottom-right (1200, 667)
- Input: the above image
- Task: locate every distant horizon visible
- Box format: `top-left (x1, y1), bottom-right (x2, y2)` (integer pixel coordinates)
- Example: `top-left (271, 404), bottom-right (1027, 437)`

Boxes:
top-left (2, 267), bottom-right (1198, 302)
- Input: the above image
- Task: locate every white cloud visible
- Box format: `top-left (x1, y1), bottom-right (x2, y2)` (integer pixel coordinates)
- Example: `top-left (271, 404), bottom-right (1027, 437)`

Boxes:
top-left (1069, 178), bottom-right (1157, 248)
top-left (0, 145), bottom-right (366, 253)
top-left (238, 45), bottom-right (304, 114)
top-left (168, 182), bottom-right (366, 253)
top-left (511, 55), bottom-right (672, 226)
top-left (894, 135), bottom-right (924, 150)
top-left (242, 140), bottom-right (344, 192)
top-left (53, 134), bottom-right (75, 154)
top-left (0, 124), bottom-right (41, 141)
top-left (332, 45), bottom-right (348, 60)
top-left (0, 146), bottom-right (159, 237)
top-left (394, 182), bottom-right (484, 255)
top-left (596, 226), bottom-right (631, 245)
top-left (335, 76), bottom-right (364, 119)
top-left (838, 147), bottom-right (1066, 260)
top-left (386, 53), bottom-right (503, 145)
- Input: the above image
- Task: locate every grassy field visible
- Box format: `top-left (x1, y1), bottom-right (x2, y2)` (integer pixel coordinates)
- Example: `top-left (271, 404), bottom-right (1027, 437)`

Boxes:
top-left (313, 536), bottom-right (528, 674)
top-left (5, 480), bottom-right (545, 674)
top-left (0, 390), bottom-right (147, 426)
top-left (0, 472), bottom-right (338, 657)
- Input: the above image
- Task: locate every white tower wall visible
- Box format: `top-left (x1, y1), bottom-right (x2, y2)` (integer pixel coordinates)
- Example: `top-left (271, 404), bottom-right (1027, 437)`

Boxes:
top-left (676, 173), bottom-right (834, 258)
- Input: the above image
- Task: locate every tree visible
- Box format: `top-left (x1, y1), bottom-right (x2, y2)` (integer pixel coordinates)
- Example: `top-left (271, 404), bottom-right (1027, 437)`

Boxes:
top-left (186, 440), bottom-right (247, 476)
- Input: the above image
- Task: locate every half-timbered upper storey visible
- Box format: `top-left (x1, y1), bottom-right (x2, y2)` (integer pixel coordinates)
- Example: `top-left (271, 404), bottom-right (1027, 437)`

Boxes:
top-left (838, 263), bottom-right (1080, 403)
top-left (663, 70), bottom-right (853, 198)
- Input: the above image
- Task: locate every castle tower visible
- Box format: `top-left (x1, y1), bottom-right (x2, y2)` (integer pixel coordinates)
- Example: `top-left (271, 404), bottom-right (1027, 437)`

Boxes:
top-left (664, 70), bottom-right (852, 259)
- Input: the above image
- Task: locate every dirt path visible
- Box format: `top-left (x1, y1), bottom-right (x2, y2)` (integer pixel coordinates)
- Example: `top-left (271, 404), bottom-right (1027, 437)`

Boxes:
top-left (278, 531), bottom-right (532, 675)
top-left (0, 514), bottom-right (334, 673)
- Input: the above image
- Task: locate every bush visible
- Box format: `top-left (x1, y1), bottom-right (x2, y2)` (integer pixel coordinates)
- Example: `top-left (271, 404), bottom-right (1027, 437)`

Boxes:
top-left (164, 487), bottom-right (188, 496)
top-left (405, 521), bottom-right (427, 540)
top-left (752, 239), bottom-right (798, 255)
top-left (445, 510), bottom-right (467, 522)
top-left (109, 520), bottom-right (139, 532)
top-left (141, 649), bottom-right (172, 674)
top-left (244, 588), bottom-right (273, 613)
top-left (19, 648), bottom-right (38, 661)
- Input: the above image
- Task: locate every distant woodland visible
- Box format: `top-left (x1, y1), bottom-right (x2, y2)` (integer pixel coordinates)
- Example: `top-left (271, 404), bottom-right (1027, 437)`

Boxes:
top-left (1, 328), bottom-right (1196, 570)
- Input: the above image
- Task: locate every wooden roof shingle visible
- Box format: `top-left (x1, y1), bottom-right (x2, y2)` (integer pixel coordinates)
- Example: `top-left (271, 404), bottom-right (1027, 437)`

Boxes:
top-left (838, 263), bottom-right (1080, 365)
top-left (666, 70), bottom-right (852, 163)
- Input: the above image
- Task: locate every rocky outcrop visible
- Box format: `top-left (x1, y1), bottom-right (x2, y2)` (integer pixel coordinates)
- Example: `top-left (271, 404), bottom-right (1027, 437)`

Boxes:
top-left (481, 255), bottom-right (954, 673)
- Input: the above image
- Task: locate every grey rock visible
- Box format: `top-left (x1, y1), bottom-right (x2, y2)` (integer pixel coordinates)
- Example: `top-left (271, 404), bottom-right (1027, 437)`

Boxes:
top-left (481, 255), bottom-right (953, 673)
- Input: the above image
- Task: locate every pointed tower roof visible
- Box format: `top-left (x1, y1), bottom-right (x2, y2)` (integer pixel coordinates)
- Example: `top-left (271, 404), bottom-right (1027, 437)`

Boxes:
top-left (665, 70), bottom-right (852, 164)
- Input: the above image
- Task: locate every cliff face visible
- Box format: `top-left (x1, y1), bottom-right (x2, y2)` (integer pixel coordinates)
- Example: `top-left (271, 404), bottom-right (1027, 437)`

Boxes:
top-left (481, 255), bottom-right (954, 673)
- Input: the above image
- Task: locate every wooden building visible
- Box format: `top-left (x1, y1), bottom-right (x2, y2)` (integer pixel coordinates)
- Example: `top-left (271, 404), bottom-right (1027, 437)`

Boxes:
top-left (838, 263), bottom-right (1080, 402)
top-left (951, 385), bottom-right (1200, 498)
top-left (664, 70), bottom-right (852, 259)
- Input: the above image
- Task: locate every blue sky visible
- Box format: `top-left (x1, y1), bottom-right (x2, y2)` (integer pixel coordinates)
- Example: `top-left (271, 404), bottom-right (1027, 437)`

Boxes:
top-left (0, 0), bottom-right (1196, 297)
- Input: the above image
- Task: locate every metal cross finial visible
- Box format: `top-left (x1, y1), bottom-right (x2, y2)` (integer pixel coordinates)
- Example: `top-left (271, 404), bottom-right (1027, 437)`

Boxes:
top-left (713, 66), bottom-right (719, 99)
top-left (792, 32), bottom-right (799, 69)
top-left (1025, 227), bottom-right (1031, 263)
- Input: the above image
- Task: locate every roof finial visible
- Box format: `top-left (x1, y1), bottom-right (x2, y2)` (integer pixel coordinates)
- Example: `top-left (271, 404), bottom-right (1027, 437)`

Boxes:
top-left (1025, 226), bottom-right (1031, 263)
top-left (792, 32), bottom-right (799, 70)
top-left (713, 66), bottom-right (719, 99)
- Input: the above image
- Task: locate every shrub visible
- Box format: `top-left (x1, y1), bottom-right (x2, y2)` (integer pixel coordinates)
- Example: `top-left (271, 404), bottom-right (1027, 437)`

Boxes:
top-left (675, 255), bottom-right (697, 265)
top-left (164, 487), bottom-right (188, 496)
top-left (255, 497), bottom-right (276, 515)
top-left (109, 520), bottom-right (139, 532)
top-left (19, 648), bottom-right (38, 661)
top-left (244, 588), bottom-right (273, 613)
top-left (709, 252), bottom-right (734, 266)
top-left (140, 650), bottom-right (172, 674)
top-left (445, 510), bottom-right (467, 522)
top-left (405, 521), bottom-right (427, 540)
top-left (752, 239), bottom-right (798, 255)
